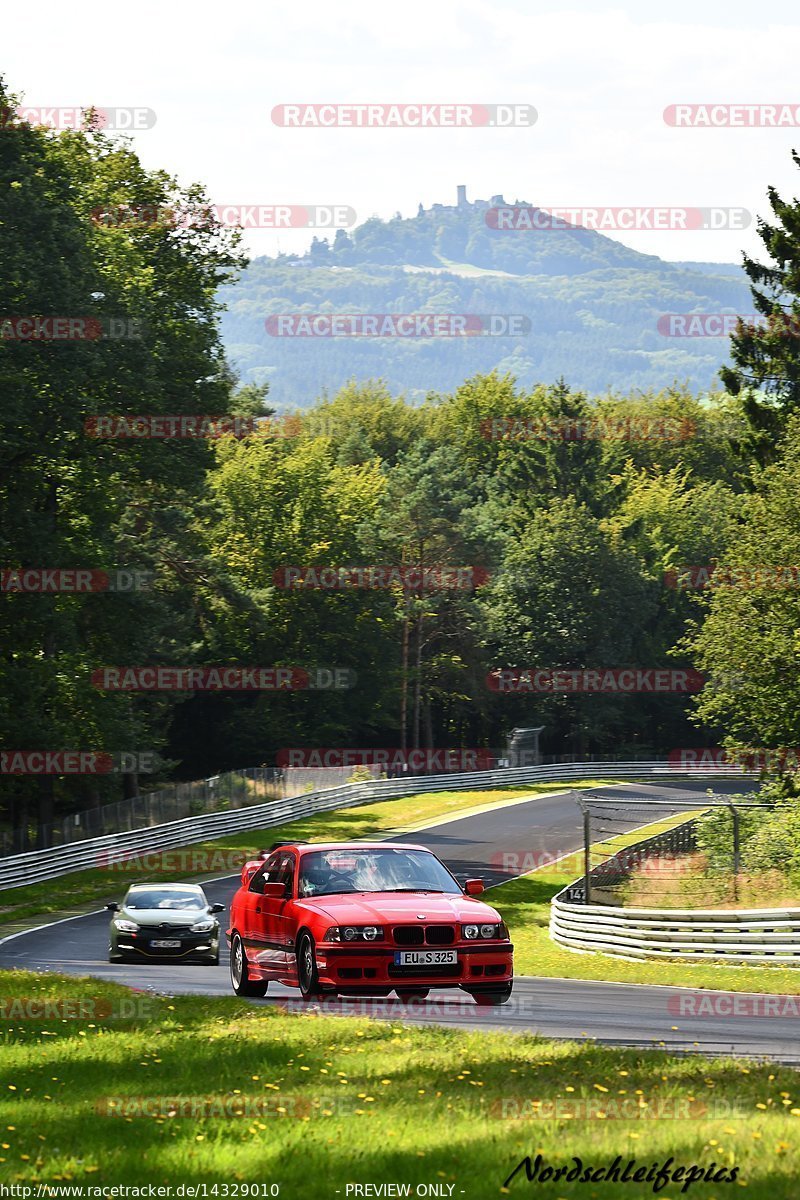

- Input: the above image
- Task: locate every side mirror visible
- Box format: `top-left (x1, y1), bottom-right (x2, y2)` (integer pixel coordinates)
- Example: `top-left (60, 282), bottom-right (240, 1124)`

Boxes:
top-left (105, 902), bottom-right (120, 912)
top-left (464, 879), bottom-right (485, 896)
top-left (261, 882), bottom-right (288, 899)
top-left (209, 902), bottom-right (225, 913)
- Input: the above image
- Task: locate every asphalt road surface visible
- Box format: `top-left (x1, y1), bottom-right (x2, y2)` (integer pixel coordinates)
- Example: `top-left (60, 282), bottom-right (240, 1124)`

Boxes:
top-left (6, 778), bottom-right (792, 1061)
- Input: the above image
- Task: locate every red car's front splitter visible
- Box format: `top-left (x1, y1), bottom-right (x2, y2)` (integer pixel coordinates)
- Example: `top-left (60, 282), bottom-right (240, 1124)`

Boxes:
top-left (315, 944), bottom-right (514, 989)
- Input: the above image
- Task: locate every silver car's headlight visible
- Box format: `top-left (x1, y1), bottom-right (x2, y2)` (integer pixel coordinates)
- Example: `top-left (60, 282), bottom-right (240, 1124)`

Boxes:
top-left (114, 919), bottom-right (138, 933)
top-left (190, 918), bottom-right (216, 933)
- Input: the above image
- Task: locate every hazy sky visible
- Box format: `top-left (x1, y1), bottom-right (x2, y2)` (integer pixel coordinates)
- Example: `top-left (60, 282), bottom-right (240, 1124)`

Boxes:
top-left (6, 0), bottom-right (800, 263)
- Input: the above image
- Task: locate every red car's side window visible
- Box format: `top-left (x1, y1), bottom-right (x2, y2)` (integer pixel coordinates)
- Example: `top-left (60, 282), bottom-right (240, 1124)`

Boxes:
top-left (249, 851), bottom-right (295, 896)
top-left (248, 854), bottom-right (278, 894)
top-left (275, 853), bottom-right (296, 899)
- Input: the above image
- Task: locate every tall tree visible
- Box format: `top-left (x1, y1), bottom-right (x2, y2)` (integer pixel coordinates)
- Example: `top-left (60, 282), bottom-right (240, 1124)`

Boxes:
top-left (721, 150), bottom-right (800, 460)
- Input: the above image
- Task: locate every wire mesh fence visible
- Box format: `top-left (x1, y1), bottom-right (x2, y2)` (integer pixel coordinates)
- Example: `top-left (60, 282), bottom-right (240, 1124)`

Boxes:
top-left (567, 792), bottom-right (774, 905)
top-left (0, 765), bottom-right (385, 856)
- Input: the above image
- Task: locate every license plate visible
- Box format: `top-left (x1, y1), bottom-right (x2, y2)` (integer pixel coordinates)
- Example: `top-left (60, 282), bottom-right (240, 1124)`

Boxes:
top-left (394, 950), bottom-right (457, 966)
top-left (151, 939), bottom-right (181, 949)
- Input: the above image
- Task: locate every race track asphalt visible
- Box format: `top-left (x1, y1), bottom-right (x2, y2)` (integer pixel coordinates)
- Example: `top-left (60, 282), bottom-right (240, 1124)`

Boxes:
top-left (5, 778), bottom-right (793, 1061)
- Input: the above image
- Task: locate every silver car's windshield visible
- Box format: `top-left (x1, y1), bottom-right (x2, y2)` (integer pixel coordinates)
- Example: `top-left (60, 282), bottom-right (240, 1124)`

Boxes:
top-left (126, 889), bottom-right (206, 910)
top-left (297, 848), bottom-right (461, 897)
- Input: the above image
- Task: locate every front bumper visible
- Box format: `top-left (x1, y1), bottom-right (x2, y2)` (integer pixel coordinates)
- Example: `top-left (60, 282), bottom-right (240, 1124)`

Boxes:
top-left (315, 942), bottom-right (514, 989)
top-left (112, 930), bottom-right (219, 959)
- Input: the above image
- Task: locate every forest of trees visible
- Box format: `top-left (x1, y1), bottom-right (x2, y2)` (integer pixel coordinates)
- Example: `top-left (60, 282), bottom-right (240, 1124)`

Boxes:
top-left (4, 78), bottom-right (800, 850)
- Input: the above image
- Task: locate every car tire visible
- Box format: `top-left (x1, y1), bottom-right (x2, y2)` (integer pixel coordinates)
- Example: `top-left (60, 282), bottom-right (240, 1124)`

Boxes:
top-left (466, 982), bottom-right (513, 1006)
top-left (395, 988), bottom-right (430, 1001)
top-left (230, 933), bottom-right (268, 997)
top-left (297, 931), bottom-right (325, 1000)
top-left (202, 954), bottom-right (220, 967)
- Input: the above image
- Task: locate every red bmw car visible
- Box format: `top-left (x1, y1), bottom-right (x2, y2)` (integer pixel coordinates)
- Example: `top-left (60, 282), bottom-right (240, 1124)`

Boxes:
top-left (228, 841), bottom-right (514, 1004)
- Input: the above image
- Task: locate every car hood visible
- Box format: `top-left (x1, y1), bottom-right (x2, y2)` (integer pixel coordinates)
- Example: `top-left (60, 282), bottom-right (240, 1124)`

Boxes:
top-left (119, 908), bottom-right (213, 926)
top-left (298, 892), bottom-right (502, 924)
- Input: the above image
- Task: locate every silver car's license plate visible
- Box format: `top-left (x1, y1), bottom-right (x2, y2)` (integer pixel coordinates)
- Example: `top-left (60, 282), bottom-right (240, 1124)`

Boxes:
top-left (394, 950), bottom-right (457, 966)
top-left (151, 939), bottom-right (181, 949)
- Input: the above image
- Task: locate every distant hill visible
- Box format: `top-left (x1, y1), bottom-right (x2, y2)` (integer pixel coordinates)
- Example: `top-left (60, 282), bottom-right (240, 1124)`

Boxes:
top-left (218, 189), bottom-right (752, 405)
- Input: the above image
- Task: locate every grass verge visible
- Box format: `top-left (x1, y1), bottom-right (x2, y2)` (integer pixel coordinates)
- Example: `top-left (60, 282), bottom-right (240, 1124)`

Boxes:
top-left (0, 781), bottom-right (612, 928)
top-left (0, 970), bottom-right (798, 1196)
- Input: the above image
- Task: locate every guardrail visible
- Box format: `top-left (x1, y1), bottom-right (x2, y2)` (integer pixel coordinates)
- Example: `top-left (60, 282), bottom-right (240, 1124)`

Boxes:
top-left (550, 817), bottom-right (800, 963)
top-left (0, 760), bottom-right (750, 893)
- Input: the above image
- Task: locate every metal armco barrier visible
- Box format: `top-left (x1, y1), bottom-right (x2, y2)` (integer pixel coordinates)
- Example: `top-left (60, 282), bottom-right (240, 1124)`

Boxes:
top-left (550, 898), bottom-right (800, 963)
top-left (550, 818), bottom-right (800, 963)
top-left (0, 760), bottom-right (749, 893)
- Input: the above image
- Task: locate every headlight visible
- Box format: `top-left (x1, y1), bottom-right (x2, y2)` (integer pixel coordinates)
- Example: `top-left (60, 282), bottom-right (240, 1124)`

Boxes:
top-left (114, 919), bottom-right (138, 933)
top-left (190, 918), bottom-right (216, 933)
top-left (325, 925), bottom-right (384, 942)
top-left (461, 922), bottom-right (503, 940)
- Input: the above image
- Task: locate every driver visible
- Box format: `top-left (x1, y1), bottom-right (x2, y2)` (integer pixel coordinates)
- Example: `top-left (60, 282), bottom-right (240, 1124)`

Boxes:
top-left (299, 856), bottom-right (351, 896)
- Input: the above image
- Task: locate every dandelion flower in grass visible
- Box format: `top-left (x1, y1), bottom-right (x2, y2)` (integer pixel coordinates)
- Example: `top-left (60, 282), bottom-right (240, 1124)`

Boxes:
top-left (593, 1085), bottom-right (608, 1093)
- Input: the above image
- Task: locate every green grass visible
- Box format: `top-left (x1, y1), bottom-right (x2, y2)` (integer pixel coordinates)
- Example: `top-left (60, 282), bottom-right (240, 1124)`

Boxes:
top-left (0, 781), bottom-right (612, 928)
top-left (1, 970), bottom-right (798, 1196)
top-left (489, 814), bottom-right (800, 993)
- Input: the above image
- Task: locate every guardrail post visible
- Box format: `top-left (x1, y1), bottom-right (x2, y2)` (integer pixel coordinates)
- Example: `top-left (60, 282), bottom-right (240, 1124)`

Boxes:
top-left (579, 797), bottom-right (591, 905)
top-left (726, 799), bottom-right (741, 901)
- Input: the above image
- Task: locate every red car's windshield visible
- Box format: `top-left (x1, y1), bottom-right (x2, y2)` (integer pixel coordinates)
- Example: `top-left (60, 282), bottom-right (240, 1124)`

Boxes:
top-left (297, 848), bottom-right (461, 897)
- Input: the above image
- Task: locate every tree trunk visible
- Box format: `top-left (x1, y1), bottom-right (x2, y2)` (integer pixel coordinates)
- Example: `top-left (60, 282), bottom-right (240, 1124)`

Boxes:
top-left (400, 605), bottom-right (409, 753)
top-left (412, 611), bottom-right (423, 750)
top-left (35, 777), bottom-right (54, 849)
top-left (424, 698), bottom-right (434, 751)
top-left (11, 787), bottom-right (30, 853)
